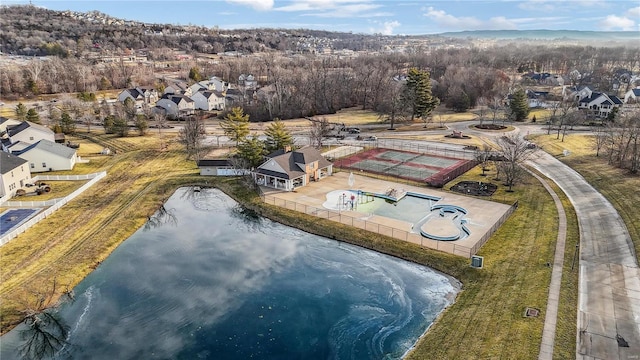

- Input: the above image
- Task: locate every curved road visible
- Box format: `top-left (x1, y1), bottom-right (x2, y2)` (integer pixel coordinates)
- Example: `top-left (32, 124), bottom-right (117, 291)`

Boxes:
top-left (528, 151), bottom-right (640, 359)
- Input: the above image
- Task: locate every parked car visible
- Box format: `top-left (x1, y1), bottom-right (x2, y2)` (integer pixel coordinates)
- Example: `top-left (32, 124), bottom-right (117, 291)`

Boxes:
top-left (364, 136), bottom-right (377, 141)
top-left (348, 128), bottom-right (360, 134)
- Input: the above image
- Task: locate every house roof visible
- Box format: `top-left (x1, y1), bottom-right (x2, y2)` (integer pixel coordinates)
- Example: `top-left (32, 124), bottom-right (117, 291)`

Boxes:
top-left (197, 159), bottom-right (232, 167)
top-left (610, 95), bottom-right (622, 105)
top-left (15, 139), bottom-right (77, 159)
top-left (6, 121), bottom-right (54, 138)
top-left (257, 147), bottom-right (332, 180)
top-left (170, 95), bottom-right (194, 105)
top-left (632, 89), bottom-right (640, 96)
top-left (0, 151), bottom-right (28, 175)
top-left (197, 91), bottom-right (224, 100)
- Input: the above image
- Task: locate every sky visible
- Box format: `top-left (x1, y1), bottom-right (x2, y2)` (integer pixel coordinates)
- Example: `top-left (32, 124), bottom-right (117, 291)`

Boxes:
top-left (4, 0), bottom-right (640, 35)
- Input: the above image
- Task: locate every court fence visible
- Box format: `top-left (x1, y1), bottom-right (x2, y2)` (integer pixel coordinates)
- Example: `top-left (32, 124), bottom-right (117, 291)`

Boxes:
top-left (0, 171), bottom-right (107, 246)
top-left (329, 141), bottom-right (481, 187)
top-left (261, 193), bottom-right (517, 258)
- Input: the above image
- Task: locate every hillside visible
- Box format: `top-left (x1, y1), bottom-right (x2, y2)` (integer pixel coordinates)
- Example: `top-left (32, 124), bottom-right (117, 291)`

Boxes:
top-left (0, 5), bottom-right (392, 57)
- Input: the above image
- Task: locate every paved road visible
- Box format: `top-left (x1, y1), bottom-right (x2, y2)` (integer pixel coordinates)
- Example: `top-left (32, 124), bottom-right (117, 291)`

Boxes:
top-left (529, 151), bottom-right (640, 360)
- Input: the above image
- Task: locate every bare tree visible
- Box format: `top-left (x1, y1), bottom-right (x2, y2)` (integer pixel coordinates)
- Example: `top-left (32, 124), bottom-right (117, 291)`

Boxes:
top-left (496, 134), bottom-right (537, 191)
top-left (153, 112), bottom-right (169, 150)
top-left (16, 279), bottom-right (73, 360)
top-left (308, 117), bottom-right (330, 149)
top-left (178, 117), bottom-right (205, 160)
top-left (475, 144), bottom-right (493, 176)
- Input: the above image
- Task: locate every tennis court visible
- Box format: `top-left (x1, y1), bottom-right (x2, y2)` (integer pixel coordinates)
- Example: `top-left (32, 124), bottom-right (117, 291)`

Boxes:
top-left (1, 208), bottom-right (41, 236)
top-left (336, 148), bottom-right (476, 186)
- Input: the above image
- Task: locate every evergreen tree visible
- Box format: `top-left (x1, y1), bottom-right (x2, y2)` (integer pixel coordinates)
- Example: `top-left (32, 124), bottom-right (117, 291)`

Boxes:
top-left (26, 108), bottom-right (41, 124)
top-left (509, 89), bottom-right (530, 122)
top-left (15, 102), bottom-right (27, 121)
top-left (220, 107), bottom-right (250, 146)
top-left (112, 116), bottom-right (129, 137)
top-left (264, 119), bottom-right (293, 152)
top-left (237, 135), bottom-right (266, 168)
top-left (59, 111), bottom-right (76, 134)
top-left (188, 67), bottom-right (202, 82)
top-left (103, 115), bottom-right (115, 134)
top-left (402, 68), bottom-right (439, 121)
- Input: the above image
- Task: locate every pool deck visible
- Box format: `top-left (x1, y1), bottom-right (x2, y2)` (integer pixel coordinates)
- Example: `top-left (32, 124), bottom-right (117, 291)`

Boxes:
top-left (261, 172), bottom-right (514, 257)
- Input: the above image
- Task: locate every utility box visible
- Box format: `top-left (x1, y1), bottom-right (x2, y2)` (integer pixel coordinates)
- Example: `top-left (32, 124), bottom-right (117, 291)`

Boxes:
top-left (471, 255), bottom-right (484, 269)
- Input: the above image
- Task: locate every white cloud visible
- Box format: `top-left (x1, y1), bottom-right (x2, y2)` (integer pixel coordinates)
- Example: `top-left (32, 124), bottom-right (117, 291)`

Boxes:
top-left (424, 7), bottom-right (517, 31)
top-left (627, 6), bottom-right (640, 18)
top-left (598, 14), bottom-right (636, 31)
top-left (369, 20), bottom-right (401, 35)
top-left (274, 0), bottom-right (385, 17)
top-left (519, 0), bottom-right (607, 12)
top-left (226, 0), bottom-right (274, 11)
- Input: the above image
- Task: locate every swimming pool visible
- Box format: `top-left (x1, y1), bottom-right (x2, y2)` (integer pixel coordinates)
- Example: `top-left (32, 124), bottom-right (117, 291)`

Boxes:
top-left (323, 190), bottom-right (470, 241)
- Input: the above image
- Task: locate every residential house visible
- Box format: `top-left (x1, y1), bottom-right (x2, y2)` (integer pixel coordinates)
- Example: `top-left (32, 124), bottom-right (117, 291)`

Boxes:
top-left (0, 151), bottom-right (31, 198)
top-left (209, 76), bottom-right (229, 92)
top-left (238, 74), bottom-right (257, 91)
top-left (563, 85), bottom-right (593, 102)
top-left (155, 94), bottom-right (195, 118)
top-left (117, 87), bottom-right (159, 110)
top-left (0, 117), bottom-right (21, 134)
top-left (624, 88), bottom-right (640, 104)
top-left (225, 88), bottom-right (244, 106)
top-left (6, 121), bottom-right (55, 145)
top-left (14, 139), bottom-right (77, 172)
top-left (191, 90), bottom-right (226, 111)
top-left (164, 82), bottom-right (192, 97)
top-left (525, 90), bottom-right (551, 108)
top-left (578, 92), bottom-right (623, 118)
top-left (254, 147), bottom-right (333, 191)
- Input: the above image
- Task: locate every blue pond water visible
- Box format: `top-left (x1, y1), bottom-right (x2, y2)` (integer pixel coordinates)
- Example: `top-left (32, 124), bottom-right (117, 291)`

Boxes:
top-left (1, 188), bottom-right (459, 360)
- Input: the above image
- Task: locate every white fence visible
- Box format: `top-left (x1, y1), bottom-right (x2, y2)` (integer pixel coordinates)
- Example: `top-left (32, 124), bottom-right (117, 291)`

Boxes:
top-left (0, 171), bottom-right (107, 246)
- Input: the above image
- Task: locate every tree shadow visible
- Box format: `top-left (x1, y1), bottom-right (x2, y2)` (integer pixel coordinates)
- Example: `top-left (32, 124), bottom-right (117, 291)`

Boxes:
top-left (17, 280), bottom-right (75, 360)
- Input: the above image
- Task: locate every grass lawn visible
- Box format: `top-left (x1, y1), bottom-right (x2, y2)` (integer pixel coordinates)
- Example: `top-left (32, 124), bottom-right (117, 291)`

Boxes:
top-left (405, 165), bottom-right (571, 359)
top-left (8, 180), bottom-right (88, 201)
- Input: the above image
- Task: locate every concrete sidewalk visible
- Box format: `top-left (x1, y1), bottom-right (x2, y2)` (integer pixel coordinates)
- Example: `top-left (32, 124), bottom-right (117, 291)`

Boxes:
top-left (529, 152), bottom-right (640, 360)
top-left (527, 169), bottom-right (568, 360)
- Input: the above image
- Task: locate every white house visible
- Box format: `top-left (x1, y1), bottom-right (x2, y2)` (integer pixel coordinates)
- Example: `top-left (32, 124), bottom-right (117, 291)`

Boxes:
top-left (578, 92), bottom-right (623, 118)
top-left (117, 87), bottom-right (159, 109)
top-left (6, 121), bottom-right (55, 145)
top-left (191, 90), bottom-right (226, 111)
top-left (0, 117), bottom-right (21, 134)
top-left (563, 85), bottom-right (593, 101)
top-left (209, 76), bottom-right (229, 92)
top-left (14, 139), bottom-right (77, 172)
top-left (254, 147), bottom-right (333, 191)
top-left (624, 88), bottom-right (640, 104)
top-left (164, 82), bottom-right (192, 97)
top-left (0, 151), bottom-right (31, 198)
top-left (238, 74), bottom-right (257, 91)
top-left (155, 95), bottom-right (195, 118)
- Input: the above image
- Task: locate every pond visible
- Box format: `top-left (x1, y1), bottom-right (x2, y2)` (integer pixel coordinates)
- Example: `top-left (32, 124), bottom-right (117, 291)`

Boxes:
top-left (1, 188), bottom-right (460, 360)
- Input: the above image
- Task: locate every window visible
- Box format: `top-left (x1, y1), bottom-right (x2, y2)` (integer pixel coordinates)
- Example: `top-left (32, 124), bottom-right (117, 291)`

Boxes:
top-left (42, 162), bottom-right (47, 168)
top-left (30, 163), bottom-right (35, 169)
top-left (11, 171), bottom-right (14, 177)
top-left (30, 136), bottom-right (34, 141)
